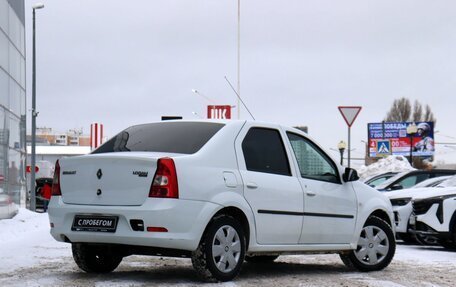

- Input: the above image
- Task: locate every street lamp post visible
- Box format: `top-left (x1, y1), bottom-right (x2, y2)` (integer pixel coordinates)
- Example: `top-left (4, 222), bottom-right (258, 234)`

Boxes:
top-left (407, 123), bottom-right (418, 167)
top-left (30, 3), bottom-right (45, 211)
top-left (337, 141), bottom-right (347, 166)
top-left (237, 0), bottom-right (240, 119)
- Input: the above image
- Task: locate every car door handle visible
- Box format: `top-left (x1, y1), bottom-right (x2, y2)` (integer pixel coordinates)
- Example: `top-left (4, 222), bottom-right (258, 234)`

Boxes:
top-left (306, 191), bottom-right (316, 197)
top-left (246, 182), bottom-right (258, 189)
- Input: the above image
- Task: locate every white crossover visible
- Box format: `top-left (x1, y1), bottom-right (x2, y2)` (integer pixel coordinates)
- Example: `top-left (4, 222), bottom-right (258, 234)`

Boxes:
top-left (410, 185), bottom-right (456, 249)
top-left (48, 120), bottom-right (395, 282)
top-left (387, 175), bottom-right (456, 244)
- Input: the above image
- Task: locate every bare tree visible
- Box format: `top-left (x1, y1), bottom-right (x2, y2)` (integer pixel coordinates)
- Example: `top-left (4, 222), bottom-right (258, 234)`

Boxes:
top-left (412, 100), bottom-right (423, 122)
top-left (385, 98), bottom-right (411, 122)
top-left (423, 104), bottom-right (436, 125)
top-left (385, 98), bottom-right (436, 125)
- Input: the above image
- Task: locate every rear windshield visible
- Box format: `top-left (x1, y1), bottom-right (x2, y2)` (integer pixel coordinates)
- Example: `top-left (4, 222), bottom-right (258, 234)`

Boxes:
top-left (92, 122), bottom-right (225, 154)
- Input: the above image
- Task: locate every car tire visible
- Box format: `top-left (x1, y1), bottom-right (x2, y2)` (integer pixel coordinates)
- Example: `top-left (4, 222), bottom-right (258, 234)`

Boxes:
top-left (439, 240), bottom-right (456, 250)
top-left (440, 222), bottom-right (456, 250)
top-left (245, 255), bottom-right (279, 263)
top-left (340, 216), bottom-right (395, 272)
top-left (72, 243), bottom-right (122, 273)
top-left (414, 234), bottom-right (439, 246)
top-left (191, 215), bottom-right (246, 282)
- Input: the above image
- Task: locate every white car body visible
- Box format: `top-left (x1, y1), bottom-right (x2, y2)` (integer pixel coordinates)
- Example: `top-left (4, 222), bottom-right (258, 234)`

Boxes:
top-left (387, 187), bottom-right (429, 235)
top-left (48, 120), bottom-right (395, 281)
top-left (410, 187), bottom-right (456, 247)
top-left (387, 175), bottom-right (456, 236)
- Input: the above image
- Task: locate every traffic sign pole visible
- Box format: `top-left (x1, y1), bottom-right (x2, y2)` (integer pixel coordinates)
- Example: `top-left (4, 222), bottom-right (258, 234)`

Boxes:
top-left (338, 106), bottom-right (362, 168)
top-left (348, 126), bottom-right (351, 168)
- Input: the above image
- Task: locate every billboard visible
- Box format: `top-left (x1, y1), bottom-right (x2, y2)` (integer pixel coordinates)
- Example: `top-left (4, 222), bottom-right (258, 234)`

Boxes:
top-left (368, 122), bottom-right (434, 158)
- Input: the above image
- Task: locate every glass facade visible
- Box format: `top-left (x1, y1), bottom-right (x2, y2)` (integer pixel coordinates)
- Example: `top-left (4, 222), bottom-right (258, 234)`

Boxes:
top-left (0, 0), bottom-right (26, 205)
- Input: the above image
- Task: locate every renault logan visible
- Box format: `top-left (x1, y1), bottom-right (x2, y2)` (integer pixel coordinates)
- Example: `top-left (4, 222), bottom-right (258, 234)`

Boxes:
top-left (48, 120), bottom-right (395, 282)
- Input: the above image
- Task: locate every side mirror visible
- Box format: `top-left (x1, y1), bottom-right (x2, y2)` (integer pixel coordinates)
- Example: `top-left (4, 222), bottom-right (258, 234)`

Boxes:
top-left (389, 184), bottom-right (403, 191)
top-left (343, 167), bottom-right (360, 182)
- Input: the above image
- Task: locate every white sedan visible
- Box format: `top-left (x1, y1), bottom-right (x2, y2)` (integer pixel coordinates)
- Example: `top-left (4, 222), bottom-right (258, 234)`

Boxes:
top-left (48, 120), bottom-right (395, 282)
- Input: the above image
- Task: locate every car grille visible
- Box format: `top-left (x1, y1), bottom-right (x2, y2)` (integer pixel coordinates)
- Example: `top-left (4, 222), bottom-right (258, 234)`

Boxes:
top-left (412, 199), bottom-right (434, 215)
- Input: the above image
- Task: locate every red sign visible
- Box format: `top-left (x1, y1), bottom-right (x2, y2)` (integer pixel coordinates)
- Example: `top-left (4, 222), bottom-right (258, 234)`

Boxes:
top-left (26, 166), bottom-right (40, 173)
top-left (90, 123), bottom-right (104, 149)
top-left (338, 106), bottom-right (362, 127)
top-left (207, 105), bottom-right (231, 119)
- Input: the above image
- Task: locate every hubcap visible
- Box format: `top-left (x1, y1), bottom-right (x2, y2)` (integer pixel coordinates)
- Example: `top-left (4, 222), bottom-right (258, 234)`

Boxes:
top-left (212, 225), bottom-right (241, 273)
top-left (355, 225), bottom-right (389, 265)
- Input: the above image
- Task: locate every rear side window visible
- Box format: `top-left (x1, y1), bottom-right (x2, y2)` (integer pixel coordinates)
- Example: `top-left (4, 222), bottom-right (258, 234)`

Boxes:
top-left (93, 122), bottom-right (224, 154)
top-left (242, 128), bottom-right (291, 176)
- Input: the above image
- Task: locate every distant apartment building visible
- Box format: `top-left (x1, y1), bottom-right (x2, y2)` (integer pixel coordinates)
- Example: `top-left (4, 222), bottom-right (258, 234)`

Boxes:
top-left (26, 127), bottom-right (92, 169)
top-left (0, 0), bottom-right (26, 204)
top-left (30, 127), bottom-right (91, 146)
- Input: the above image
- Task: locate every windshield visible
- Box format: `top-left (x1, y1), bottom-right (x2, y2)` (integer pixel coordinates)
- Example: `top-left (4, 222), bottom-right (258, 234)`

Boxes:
top-left (93, 122), bottom-right (225, 155)
top-left (375, 171), bottom-right (410, 190)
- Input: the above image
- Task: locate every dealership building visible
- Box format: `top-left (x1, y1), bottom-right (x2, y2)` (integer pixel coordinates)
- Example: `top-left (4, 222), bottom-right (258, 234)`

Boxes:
top-left (0, 0), bottom-right (26, 204)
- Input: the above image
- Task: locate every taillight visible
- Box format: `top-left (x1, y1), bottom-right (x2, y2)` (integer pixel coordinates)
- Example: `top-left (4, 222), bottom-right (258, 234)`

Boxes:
top-left (149, 158), bottom-right (178, 198)
top-left (51, 160), bottom-right (61, 196)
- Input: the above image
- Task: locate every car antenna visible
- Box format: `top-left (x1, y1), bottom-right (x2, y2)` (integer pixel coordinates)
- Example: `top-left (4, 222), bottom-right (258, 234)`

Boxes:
top-left (224, 76), bottom-right (255, 120)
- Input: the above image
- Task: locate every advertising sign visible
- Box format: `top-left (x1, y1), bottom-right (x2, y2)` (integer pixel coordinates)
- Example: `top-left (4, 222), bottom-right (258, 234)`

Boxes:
top-left (207, 105), bottom-right (231, 119)
top-left (368, 122), bottom-right (434, 158)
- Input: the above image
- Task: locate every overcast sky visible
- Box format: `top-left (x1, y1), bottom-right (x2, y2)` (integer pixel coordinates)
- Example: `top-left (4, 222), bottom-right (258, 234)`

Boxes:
top-left (24, 0), bottom-right (456, 165)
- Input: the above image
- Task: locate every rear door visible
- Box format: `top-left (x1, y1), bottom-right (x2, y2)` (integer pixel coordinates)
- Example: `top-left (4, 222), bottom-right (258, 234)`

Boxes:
top-left (285, 131), bottom-right (357, 244)
top-left (236, 123), bottom-right (304, 245)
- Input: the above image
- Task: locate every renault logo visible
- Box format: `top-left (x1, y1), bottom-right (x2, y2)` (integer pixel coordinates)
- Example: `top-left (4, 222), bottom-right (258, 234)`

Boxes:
top-left (97, 169), bottom-right (103, 179)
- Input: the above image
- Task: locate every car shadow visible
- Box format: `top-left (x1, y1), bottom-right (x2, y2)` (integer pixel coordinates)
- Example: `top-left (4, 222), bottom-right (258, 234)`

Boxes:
top-left (61, 260), bottom-right (351, 284)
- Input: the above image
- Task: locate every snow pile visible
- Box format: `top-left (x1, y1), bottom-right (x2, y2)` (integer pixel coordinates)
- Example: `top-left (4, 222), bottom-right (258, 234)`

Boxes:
top-left (358, 155), bottom-right (415, 179)
top-left (0, 208), bottom-right (71, 273)
top-left (0, 208), bottom-right (49, 243)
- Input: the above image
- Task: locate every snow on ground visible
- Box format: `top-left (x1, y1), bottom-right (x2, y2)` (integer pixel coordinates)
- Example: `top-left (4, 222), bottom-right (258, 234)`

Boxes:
top-left (0, 208), bottom-right (71, 273)
top-left (1, 208), bottom-right (455, 286)
top-left (358, 155), bottom-right (415, 180)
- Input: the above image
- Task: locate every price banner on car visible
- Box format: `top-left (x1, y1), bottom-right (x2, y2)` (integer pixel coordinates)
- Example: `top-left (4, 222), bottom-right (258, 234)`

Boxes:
top-left (368, 122), bottom-right (435, 158)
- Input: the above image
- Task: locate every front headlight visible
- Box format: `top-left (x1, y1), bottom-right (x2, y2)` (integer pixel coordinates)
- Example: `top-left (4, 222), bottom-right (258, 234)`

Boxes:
top-left (415, 194), bottom-right (456, 224)
top-left (390, 197), bottom-right (412, 206)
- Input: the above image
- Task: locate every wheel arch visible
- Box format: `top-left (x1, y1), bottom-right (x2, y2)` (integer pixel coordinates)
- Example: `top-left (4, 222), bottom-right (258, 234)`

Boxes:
top-left (449, 211), bottom-right (456, 235)
top-left (204, 206), bottom-right (251, 251)
top-left (369, 209), bottom-right (393, 227)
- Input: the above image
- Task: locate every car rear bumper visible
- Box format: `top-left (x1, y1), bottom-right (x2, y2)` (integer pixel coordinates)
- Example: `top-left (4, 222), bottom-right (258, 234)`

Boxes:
top-left (48, 196), bottom-right (221, 251)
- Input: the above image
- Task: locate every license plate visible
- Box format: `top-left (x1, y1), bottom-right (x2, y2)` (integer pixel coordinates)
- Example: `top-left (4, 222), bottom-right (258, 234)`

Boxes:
top-left (72, 215), bottom-right (118, 232)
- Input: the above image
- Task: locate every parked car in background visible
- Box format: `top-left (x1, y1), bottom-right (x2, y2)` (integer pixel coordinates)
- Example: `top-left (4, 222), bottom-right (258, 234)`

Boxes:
top-left (48, 120), bottom-right (396, 282)
top-left (410, 176), bottom-right (452, 189)
top-left (0, 190), bottom-right (18, 219)
top-left (387, 175), bottom-right (456, 243)
top-left (364, 172), bottom-right (398, 188)
top-left (376, 169), bottom-right (456, 192)
top-left (409, 186), bottom-right (456, 249)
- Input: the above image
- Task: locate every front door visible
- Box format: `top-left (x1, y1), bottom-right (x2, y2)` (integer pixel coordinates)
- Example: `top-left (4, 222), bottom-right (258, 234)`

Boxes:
top-left (236, 124), bottom-right (304, 245)
top-left (285, 132), bottom-right (357, 244)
